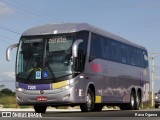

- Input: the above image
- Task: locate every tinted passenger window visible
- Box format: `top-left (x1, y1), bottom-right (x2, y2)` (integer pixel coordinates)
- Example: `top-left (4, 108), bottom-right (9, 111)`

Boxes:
top-left (120, 44), bottom-right (129, 64)
top-left (102, 38), bottom-right (110, 60)
top-left (76, 31), bottom-right (89, 71)
top-left (143, 50), bottom-right (148, 68)
top-left (89, 33), bottom-right (102, 61)
top-left (130, 47), bottom-right (137, 66)
top-left (110, 41), bottom-right (120, 62)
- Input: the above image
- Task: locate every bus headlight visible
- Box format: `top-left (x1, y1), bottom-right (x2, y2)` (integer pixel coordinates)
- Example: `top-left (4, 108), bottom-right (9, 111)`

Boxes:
top-left (17, 88), bottom-right (24, 92)
top-left (59, 80), bottom-right (77, 90)
top-left (61, 85), bottom-right (70, 90)
top-left (52, 79), bottom-right (78, 90)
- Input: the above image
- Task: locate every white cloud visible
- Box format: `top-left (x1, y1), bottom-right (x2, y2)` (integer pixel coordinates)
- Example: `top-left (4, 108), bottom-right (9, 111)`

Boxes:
top-left (0, 2), bottom-right (14, 16)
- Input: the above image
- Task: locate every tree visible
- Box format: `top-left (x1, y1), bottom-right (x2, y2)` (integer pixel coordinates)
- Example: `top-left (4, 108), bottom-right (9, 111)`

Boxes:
top-left (1, 88), bottom-right (15, 95)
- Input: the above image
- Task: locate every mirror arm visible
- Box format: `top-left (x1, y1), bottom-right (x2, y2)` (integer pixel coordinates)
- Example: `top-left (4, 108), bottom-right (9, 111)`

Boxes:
top-left (6, 43), bottom-right (18, 61)
top-left (72, 39), bottom-right (83, 58)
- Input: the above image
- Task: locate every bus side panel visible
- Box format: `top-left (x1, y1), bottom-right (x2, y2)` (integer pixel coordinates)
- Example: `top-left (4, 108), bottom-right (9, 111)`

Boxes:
top-left (85, 59), bottom-right (150, 104)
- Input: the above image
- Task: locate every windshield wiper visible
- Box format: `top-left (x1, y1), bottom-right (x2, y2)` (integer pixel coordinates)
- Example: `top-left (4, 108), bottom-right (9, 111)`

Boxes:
top-left (46, 62), bottom-right (56, 81)
top-left (27, 69), bottom-right (35, 80)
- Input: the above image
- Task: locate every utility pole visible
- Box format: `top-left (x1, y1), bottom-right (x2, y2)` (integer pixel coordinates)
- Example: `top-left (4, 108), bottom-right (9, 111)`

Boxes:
top-left (151, 53), bottom-right (156, 107)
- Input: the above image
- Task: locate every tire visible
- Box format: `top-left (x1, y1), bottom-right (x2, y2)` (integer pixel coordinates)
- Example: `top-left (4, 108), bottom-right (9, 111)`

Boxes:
top-left (128, 91), bottom-right (136, 110)
top-left (80, 88), bottom-right (94, 112)
top-left (120, 91), bottom-right (138, 110)
top-left (34, 105), bottom-right (47, 113)
top-left (93, 104), bottom-right (103, 111)
top-left (120, 91), bottom-right (137, 110)
top-left (135, 92), bottom-right (141, 110)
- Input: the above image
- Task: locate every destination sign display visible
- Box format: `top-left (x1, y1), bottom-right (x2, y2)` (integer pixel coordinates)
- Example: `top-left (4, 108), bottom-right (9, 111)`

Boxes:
top-left (23, 38), bottom-right (43, 43)
top-left (48, 36), bottom-right (66, 43)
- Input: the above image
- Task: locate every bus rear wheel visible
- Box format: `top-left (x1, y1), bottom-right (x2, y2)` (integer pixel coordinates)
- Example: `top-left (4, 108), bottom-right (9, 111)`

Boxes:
top-left (135, 92), bottom-right (141, 110)
top-left (34, 105), bottom-right (47, 113)
top-left (80, 88), bottom-right (94, 112)
top-left (120, 91), bottom-right (136, 110)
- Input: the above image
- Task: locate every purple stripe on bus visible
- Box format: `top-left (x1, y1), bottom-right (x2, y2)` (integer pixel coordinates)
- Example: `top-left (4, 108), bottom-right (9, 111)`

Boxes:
top-left (18, 82), bottom-right (51, 90)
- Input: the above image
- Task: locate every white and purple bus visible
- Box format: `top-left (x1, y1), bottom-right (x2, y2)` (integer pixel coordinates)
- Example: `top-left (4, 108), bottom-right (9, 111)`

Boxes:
top-left (6, 23), bottom-right (150, 113)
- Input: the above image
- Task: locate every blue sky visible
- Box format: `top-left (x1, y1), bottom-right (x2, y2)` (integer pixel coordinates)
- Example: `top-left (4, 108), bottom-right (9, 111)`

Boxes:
top-left (0, 0), bottom-right (160, 92)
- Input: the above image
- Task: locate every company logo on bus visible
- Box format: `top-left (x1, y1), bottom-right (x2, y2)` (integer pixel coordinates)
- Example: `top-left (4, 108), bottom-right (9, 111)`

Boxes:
top-left (92, 63), bottom-right (102, 73)
top-left (40, 90), bottom-right (44, 94)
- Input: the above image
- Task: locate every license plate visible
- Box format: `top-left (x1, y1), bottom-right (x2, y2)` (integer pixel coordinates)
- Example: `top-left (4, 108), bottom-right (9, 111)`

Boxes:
top-left (36, 96), bottom-right (47, 101)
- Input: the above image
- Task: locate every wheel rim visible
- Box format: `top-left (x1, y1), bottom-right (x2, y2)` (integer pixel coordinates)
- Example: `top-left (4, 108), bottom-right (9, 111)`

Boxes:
top-left (86, 93), bottom-right (92, 110)
top-left (131, 95), bottom-right (135, 108)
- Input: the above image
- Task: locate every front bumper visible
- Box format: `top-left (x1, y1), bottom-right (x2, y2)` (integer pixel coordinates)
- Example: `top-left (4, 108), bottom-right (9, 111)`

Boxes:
top-left (16, 85), bottom-right (84, 106)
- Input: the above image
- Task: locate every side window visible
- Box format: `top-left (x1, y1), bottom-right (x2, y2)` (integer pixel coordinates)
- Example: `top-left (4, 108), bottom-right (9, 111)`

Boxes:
top-left (102, 37), bottom-right (110, 60)
top-left (136, 49), bottom-right (144, 67)
top-left (120, 44), bottom-right (129, 64)
top-left (76, 31), bottom-right (89, 71)
top-left (110, 41), bottom-right (120, 62)
top-left (76, 31), bottom-right (89, 57)
top-left (89, 33), bottom-right (102, 61)
top-left (130, 47), bottom-right (137, 66)
top-left (129, 46), bottom-right (148, 68)
top-left (143, 50), bottom-right (149, 68)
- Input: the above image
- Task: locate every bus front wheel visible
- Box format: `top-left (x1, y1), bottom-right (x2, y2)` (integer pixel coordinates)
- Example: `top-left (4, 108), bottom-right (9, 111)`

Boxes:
top-left (34, 105), bottom-right (47, 113)
top-left (80, 88), bottom-right (94, 112)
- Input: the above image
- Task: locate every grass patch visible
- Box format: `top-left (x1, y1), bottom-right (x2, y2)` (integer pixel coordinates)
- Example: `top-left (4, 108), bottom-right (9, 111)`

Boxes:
top-left (0, 95), bottom-right (16, 108)
top-left (0, 95), bottom-right (16, 105)
top-left (0, 95), bottom-right (17, 108)
top-left (0, 89), bottom-right (30, 108)
top-left (3, 104), bottom-right (17, 108)
top-left (19, 106), bottom-right (31, 109)
top-left (0, 95), bottom-right (31, 108)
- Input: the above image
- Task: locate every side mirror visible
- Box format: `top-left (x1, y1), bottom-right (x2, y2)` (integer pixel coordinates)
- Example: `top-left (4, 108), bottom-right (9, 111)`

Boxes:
top-left (72, 39), bottom-right (83, 58)
top-left (6, 43), bottom-right (18, 61)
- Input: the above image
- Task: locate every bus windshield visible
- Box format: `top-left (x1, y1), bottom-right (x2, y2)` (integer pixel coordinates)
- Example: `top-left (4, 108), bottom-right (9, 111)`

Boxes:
top-left (16, 34), bottom-right (74, 80)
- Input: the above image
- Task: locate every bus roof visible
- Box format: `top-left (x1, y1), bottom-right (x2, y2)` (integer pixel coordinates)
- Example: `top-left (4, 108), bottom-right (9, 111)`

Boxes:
top-left (22, 23), bottom-right (146, 50)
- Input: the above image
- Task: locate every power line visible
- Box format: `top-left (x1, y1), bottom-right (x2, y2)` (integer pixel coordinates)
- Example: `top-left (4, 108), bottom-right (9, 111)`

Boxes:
top-left (0, 35), bottom-right (18, 42)
top-left (0, 29), bottom-right (20, 44)
top-left (0, 25), bottom-right (21, 35)
top-left (1, 0), bottom-right (47, 23)
top-left (2, 0), bottom-right (64, 23)
top-left (13, 0), bottom-right (63, 23)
